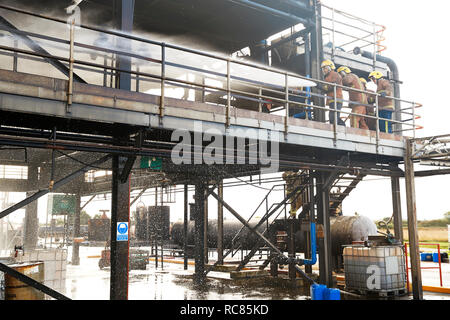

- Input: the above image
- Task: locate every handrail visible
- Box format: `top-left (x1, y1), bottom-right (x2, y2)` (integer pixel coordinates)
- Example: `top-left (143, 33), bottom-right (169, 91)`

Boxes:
top-left (0, 4), bottom-right (423, 141)
top-left (404, 242), bottom-right (444, 290)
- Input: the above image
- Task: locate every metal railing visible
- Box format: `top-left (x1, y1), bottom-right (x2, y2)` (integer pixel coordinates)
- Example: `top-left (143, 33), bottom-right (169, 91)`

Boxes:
top-left (320, 2), bottom-right (387, 60)
top-left (404, 242), bottom-right (444, 289)
top-left (0, 4), bottom-right (422, 149)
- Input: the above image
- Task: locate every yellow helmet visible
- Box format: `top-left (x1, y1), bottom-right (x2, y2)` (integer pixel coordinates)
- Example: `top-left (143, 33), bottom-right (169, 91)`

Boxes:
top-left (337, 66), bottom-right (351, 74)
top-left (369, 71), bottom-right (383, 80)
top-left (359, 77), bottom-right (367, 84)
top-left (321, 60), bottom-right (336, 70)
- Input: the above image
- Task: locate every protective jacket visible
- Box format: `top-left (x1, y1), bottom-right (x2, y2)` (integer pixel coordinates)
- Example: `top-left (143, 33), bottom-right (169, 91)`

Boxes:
top-left (376, 78), bottom-right (394, 110)
top-left (323, 71), bottom-right (343, 105)
top-left (342, 73), bottom-right (367, 106)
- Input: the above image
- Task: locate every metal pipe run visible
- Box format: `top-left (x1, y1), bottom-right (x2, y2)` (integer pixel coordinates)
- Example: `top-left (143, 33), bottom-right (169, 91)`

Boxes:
top-left (225, 0), bottom-right (312, 26)
top-left (353, 47), bottom-right (402, 128)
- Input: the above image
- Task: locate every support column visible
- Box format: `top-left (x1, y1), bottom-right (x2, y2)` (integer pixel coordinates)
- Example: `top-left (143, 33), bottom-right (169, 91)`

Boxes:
top-left (391, 169), bottom-right (403, 242)
top-left (317, 172), bottom-right (332, 287)
top-left (110, 155), bottom-right (131, 300)
top-left (110, 0), bottom-right (134, 301)
top-left (114, 0), bottom-right (135, 91)
top-left (183, 184), bottom-right (188, 270)
top-left (310, 0), bottom-right (325, 122)
top-left (217, 181), bottom-right (224, 265)
top-left (193, 181), bottom-right (206, 285)
top-left (204, 186), bottom-right (208, 264)
top-left (23, 165), bottom-right (39, 251)
top-left (404, 140), bottom-right (423, 300)
top-left (71, 192), bottom-right (81, 265)
top-left (305, 171), bottom-right (315, 274)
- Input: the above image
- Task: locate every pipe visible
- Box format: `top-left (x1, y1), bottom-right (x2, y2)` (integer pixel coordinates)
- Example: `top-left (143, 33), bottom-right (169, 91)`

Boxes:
top-left (301, 222), bottom-right (317, 265)
top-left (353, 47), bottom-right (402, 127)
top-left (226, 0), bottom-right (312, 26)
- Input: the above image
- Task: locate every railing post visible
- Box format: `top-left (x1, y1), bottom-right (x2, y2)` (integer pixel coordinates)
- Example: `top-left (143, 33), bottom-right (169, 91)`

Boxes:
top-left (226, 59), bottom-right (231, 127)
top-left (375, 93), bottom-right (380, 152)
top-left (258, 87), bottom-right (262, 113)
top-left (412, 101), bottom-right (416, 140)
top-left (372, 22), bottom-right (377, 68)
top-left (331, 7), bottom-right (336, 59)
top-left (333, 83), bottom-right (337, 145)
top-left (160, 43), bottom-right (166, 124)
top-left (13, 39), bottom-right (18, 72)
top-left (66, 20), bottom-right (75, 113)
top-left (285, 72), bottom-right (289, 136)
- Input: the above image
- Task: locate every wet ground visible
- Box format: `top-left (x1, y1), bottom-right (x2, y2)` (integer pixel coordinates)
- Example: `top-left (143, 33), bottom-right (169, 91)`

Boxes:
top-left (65, 246), bottom-right (311, 300)
top-left (59, 246), bottom-right (450, 301)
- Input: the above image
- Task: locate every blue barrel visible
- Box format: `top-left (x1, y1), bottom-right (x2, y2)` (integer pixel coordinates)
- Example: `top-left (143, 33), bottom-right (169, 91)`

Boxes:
top-left (325, 288), bottom-right (341, 300)
top-left (421, 253), bottom-right (433, 261)
top-left (310, 284), bottom-right (327, 300)
top-left (433, 252), bottom-right (440, 263)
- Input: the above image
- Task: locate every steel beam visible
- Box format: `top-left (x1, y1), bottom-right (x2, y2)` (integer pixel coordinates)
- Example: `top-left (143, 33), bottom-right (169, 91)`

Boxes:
top-left (110, 155), bottom-right (131, 300)
top-left (71, 193), bottom-right (81, 265)
top-left (184, 184), bottom-right (189, 270)
top-left (109, 0), bottom-right (135, 300)
top-left (217, 181), bottom-right (224, 265)
top-left (404, 140), bottom-right (423, 300)
top-left (390, 166), bottom-right (403, 242)
top-left (317, 171), bottom-right (333, 287)
top-left (193, 181), bottom-right (206, 285)
top-left (23, 165), bottom-right (38, 251)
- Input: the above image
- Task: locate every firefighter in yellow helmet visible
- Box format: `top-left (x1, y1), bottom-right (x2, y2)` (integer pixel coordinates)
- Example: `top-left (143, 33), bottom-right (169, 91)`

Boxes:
top-left (320, 60), bottom-right (345, 126)
top-left (337, 66), bottom-right (368, 129)
top-left (368, 71), bottom-right (394, 133)
top-left (360, 77), bottom-right (376, 131)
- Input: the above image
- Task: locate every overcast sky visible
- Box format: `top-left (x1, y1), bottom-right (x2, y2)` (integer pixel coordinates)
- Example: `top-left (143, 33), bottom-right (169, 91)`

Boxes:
top-left (4, 0), bottom-right (449, 227)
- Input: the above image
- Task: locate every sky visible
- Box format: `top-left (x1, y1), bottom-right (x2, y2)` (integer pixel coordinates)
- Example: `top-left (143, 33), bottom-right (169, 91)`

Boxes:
top-left (3, 0), bottom-right (450, 228)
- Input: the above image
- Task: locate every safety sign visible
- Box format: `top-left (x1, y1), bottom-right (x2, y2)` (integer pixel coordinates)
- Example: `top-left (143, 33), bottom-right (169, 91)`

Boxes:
top-left (117, 222), bottom-right (129, 241)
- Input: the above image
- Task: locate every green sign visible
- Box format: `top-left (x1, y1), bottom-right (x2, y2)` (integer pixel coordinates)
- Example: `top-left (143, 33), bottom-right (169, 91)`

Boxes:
top-left (48, 194), bottom-right (77, 216)
top-left (140, 156), bottom-right (162, 170)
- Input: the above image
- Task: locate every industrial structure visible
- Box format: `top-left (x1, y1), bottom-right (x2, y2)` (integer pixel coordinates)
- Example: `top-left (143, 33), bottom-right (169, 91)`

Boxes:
top-left (0, 0), bottom-right (447, 301)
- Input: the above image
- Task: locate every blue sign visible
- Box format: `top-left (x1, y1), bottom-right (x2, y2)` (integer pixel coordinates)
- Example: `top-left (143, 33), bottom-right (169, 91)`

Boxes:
top-left (117, 222), bottom-right (129, 241)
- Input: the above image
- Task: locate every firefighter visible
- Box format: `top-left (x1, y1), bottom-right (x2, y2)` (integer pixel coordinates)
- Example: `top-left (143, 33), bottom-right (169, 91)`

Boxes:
top-left (368, 71), bottom-right (394, 133)
top-left (320, 60), bottom-right (345, 126)
top-left (360, 77), bottom-right (376, 131)
top-left (337, 66), bottom-right (368, 129)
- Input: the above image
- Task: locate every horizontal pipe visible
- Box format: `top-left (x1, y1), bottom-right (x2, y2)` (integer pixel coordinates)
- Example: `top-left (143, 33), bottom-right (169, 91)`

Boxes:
top-left (226, 0), bottom-right (311, 26)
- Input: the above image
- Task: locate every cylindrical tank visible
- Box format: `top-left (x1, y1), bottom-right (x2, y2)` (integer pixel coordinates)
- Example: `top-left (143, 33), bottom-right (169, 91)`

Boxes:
top-left (329, 215), bottom-right (378, 256)
top-left (4, 261), bottom-right (44, 300)
top-left (171, 216), bottom-right (377, 258)
top-left (135, 206), bottom-right (170, 241)
top-left (171, 219), bottom-right (265, 250)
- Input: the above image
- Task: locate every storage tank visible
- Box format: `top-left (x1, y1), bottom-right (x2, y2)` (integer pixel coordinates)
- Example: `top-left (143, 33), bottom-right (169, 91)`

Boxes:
top-left (172, 215), bottom-right (377, 257)
top-left (330, 215), bottom-right (378, 257)
top-left (4, 261), bottom-right (45, 300)
top-left (135, 206), bottom-right (170, 241)
top-left (171, 219), bottom-right (265, 249)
